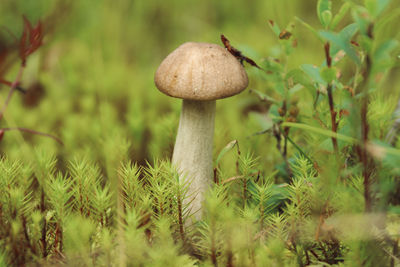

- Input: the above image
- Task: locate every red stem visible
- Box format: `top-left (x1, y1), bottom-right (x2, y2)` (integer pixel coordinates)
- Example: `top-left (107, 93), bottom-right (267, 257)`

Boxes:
top-left (1, 127), bottom-right (64, 145)
top-left (0, 64), bottom-right (25, 120)
top-left (327, 84), bottom-right (338, 153)
top-left (324, 42), bottom-right (338, 154)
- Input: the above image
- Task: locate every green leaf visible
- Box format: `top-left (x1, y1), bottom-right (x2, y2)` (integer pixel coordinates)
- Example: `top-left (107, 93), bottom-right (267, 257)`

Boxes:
top-left (317, 0), bottom-right (332, 28)
top-left (275, 81), bottom-right (286, 97)
top-left (249, 89), bottom-right (279, 103)
top-left (375, 7), bottom-right (400, 35)
top-left (372, 39), bottom-right (399, 74)
top-left (374, 39), bottom-right (399, 63)
top-left (286, 68), bottom-right (315, 92)
top-left (320, 66), bottom-right (337, 83)
top-left (376, 0), bottom-right (390, 15)
top-left (365, 0), bottom-right (391, 18)
top-left (261, 58), bottom-right (284, 73)
top-left (339, 23), bottom-right (359, 42)
top-left (248, 112), bottom-right (273, 132)
top-left (321, 10), bottom-right (333, 28)
top-left (295, 16), bottom-right (324, 43)
top-left (359, 35), bottom-right (373, 53)
top-left (320, 24), bottom-right (361, 65)
top-left (301, 64), bottom-right (326, 85)
top-left (289, 84), bottom-right (304, 96)
top-left (281, 122), bottom-right (358, 143)
top-left (216, 140), bottom-right (238, 166)
top-left (267, 20), bottom-right (281, 37)
top-left (286, 136), bottom-right (314, 164)
top-left (352, 7), bottom-right (371, 36)
top-left (330, 2), bottom-right (351, 30)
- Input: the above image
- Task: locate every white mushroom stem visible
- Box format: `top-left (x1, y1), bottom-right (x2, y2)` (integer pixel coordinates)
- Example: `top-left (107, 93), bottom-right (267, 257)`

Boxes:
top-left (172, 99), bottom-right (216, 220)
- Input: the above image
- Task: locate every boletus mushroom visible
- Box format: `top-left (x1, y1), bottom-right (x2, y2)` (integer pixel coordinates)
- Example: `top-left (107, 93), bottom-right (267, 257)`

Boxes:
top-left (154, 42), bottom-right (248, 220)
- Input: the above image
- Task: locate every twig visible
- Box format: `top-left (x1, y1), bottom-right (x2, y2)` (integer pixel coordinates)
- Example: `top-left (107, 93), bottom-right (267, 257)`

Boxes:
top-left (226, 242), bottom-right (233, 267)
top-left (305, 249), bottom-right (311, 265)
top-left (221, 172), bottom-right (259, 184)
top-left (390, 238), bottom-right (399, 267)
top-left (177, 190), bottom-right (185, 243)
top-left (358, 24), bottom-right (374, 213)
top-left (221, 175), bottom-right (244, 184)
top-left (286, 135), bottom-right (314, 165)
top-left (282, 134), bottom-right (294, 178)
top-left (0, 64), bottom-right (25, 121)
top-left (242, 178), bottom-right (247, 209)
top-left (0, 79), bottom-right (27, 93)
top-left (324, 42), bottom-right (339, 154)
top-left (1, 127), bottom-right (63, 145)
top-left (313, 90), bottom-right (320, 109)
top-left (273, 124), bottom-right (293, 178)
top-left (213, 168), bottom-right (219, 184)
top-left (327, 84), bottom-right (338, 152)
top-left (309, 248), bottom-right (322, 262)
top-left (41, 188), bottom-right (47, 258)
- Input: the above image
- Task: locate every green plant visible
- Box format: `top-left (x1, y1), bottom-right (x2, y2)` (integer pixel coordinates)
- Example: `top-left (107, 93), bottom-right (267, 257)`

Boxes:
top-left (0, 16), bottom-right (62, 145)
top-left (0, 0), bottom-right (400, 266)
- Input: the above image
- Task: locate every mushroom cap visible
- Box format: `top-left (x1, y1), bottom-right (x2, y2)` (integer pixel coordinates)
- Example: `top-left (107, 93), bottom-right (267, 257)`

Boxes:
top-left (154, 42), bottom-right (248, 101)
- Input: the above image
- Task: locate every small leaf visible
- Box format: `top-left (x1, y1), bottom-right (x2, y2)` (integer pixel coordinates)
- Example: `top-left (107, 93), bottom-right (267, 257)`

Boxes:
top-left (352, 7), bottom-right (371, 36)
top-left (321, 10), bottom-right (333, 28)
top-left (365, 0), bottom-right (391, 18)
top-left (317, 0), bottom-right (332, 28)
top-left (359, 35), bottom-right (373, 53)
top-left (19, 16), bottom-right (43, 63)
top-left (295, 16), bottom-right (324, 43)
top-left (286, 68), bottom-right (316, 93)
top-left (374, 39), bottom-right (399, 63)
top-left (289, 84), bottom-right (304, 96)
top-left (248, 112), bottom-right (273, 132)
top-left (301, 64), bottom-right (326, 85)
top-left (330, 2), bottom-right (351, 30)
top-left (320, 66), bottom-right (337, 83)
top-left (268, 20), bottom-right (281, 37)
top-left (339, 23), bottom-right (359, 42)
top-left (216, 140), bottom-right (238, 166)
top-left (0, 129), bottom-right (4, 141)
top-left (319, 25), bottom-right (361, 65)
top-left (249, 89), bottom-right (279, 103)
top-left (261, 57), bottom-right (283, 73)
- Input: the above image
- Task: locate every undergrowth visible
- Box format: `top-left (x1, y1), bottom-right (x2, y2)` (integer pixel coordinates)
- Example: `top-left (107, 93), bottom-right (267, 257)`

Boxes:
top-left (1, 0), bottom-right (400, 266)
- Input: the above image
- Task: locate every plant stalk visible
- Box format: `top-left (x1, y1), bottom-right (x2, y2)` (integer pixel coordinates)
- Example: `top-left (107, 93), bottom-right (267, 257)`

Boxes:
top-left (0, 64), bottom-right (25, 121)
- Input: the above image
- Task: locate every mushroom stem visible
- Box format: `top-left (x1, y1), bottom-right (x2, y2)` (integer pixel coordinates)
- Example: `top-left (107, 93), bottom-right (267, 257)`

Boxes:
top-left (172, 99), bottom-right (216, 220)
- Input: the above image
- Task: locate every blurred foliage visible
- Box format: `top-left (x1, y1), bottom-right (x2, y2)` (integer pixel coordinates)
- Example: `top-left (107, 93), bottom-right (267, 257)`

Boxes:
top-left (0, 0), bottom-right (400, 266)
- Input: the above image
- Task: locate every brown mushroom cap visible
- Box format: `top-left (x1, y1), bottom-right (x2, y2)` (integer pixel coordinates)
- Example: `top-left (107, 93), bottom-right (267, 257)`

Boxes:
top-left (154, 42), bottom-right (248, 101)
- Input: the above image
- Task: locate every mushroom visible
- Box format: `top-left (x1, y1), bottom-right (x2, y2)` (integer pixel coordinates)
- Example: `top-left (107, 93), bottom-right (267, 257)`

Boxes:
top-left (154, 42), bottom-right (248, 220)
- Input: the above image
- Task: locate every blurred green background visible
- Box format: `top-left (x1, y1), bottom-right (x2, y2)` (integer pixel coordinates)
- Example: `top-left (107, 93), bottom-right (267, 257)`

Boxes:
top-left (0, 0), bottom-right (399, 176)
